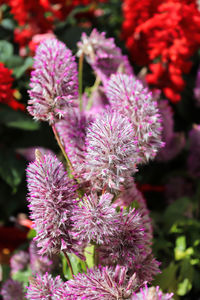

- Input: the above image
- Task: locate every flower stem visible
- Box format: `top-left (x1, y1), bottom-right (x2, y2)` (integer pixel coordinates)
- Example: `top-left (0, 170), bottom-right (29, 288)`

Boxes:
top-left (94, 245), bottom-right (99, 266)
top-left (86, 76), bottom-right (101, 110)
top-left (79, 53), bottom-right (84, 111)
top-left (52, 124), bottom-right (85, 197)
top-left (52, 124), bottom-right (74, 177)
top-left (63, 251), bottom-right (74, 278)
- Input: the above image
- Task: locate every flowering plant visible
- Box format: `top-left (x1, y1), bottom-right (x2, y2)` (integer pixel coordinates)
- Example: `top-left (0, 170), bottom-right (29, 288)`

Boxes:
top-left (1, 1), bottom-right (200, 299)
top-left (1, 30), bottom-right (174, 300)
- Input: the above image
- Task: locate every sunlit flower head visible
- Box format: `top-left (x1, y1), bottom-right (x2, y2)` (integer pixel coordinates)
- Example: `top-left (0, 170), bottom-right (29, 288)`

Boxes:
top-left (77, 29), bottom-right (133, 84)
top-left (26, 273), bottom-right (65, 300)
top-left (72, 193), bottom-right (117, 244)
top-left (65, 265), bottom-right (138, 299)
top-left (99, 208), bottom-right (146, 268)
top-left (28, 38), bottom-right (78, 123)
top-left (26, 151), bottom-right (78, 256)
top-left (106, 74), bottom-right (164, 163)
top-left (133, 284), bottom-right (173, 300)
top-left (84, 111), bottom-right (139, 192)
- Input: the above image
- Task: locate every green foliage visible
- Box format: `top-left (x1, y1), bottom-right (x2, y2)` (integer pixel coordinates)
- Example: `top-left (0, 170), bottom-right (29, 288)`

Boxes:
top-left (12, 268), bottom-right (32, 289)
top-left (27, 229), bottom-right (37, 240)
top-left (0, 148), bottom-right (25, 191)
top-left (84, 244), bottom-right (95, 268)
top-left (61, 253), bottom-right (87, 280)
top-left (0, 106), bottom-right (39, 130)
top-left (0, 40), bottom-right (33, 78)
top-left (153, 195), bottom-right (200, 298)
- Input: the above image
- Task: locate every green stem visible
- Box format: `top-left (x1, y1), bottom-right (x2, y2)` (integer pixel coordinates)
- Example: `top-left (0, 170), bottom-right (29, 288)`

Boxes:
top-left (52, 125), bottom-right (85, 197)
top-left (63, 251), bottom-right (74, 278)
top-left (52, 124), bottom-right (74, 177)
top-left (79, 53), bottom-right (84, 111)
top-left (86, 76), bottom-right (101, 110)
top-left (94, 245), bottom-right (99, 266)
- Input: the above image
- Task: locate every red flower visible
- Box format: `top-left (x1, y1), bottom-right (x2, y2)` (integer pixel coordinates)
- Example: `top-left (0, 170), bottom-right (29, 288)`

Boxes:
top-left (0, 63), bottom-right (25, 111)
top-left (6, 0), bottom-right (106, 52)
top-left (122, 0), bottom-right (200, 102)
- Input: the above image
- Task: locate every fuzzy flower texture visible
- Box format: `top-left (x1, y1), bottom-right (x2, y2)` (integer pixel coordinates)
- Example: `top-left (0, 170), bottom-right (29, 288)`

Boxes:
top-left (28, 39), bottom-right (78, 123)
top-left (25, 33), bottom-right (165, 300)
top-left (26, 151), bottom-right (79, 256)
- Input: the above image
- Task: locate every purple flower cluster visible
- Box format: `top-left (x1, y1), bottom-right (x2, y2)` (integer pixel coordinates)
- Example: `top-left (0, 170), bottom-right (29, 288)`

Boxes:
top-left (99, 208), bottom-right (145, 268)
top-left (23, 32), bottom-right (166, 299)
top-left (115, 180), bottom-right (153, 243)
top-left (29, 240), bottom-right (58, 275)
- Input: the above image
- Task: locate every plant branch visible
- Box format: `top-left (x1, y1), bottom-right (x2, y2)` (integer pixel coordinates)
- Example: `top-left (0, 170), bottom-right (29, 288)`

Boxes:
top-left (63, 251), bottom-right (74, 278)
top-left (52, 124), bottom-right (74, 177)
top-left (86, 76), bottom-right (101, 110)
top-left (79, 53), bottom-right (84, 111)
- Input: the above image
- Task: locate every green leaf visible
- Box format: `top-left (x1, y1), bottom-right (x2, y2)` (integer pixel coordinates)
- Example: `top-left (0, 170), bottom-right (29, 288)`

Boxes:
top-left (1, 19), bottom-right (15, 30)
top-left (12, 268), bottom-right (32, 289)
top-left (176, 236), bottom-right (186, 252)
top-left (13, 57), bottom-right (33, 78)
top-left (0, 40), bottom-right (13, 62)
top-left (177, 278), bottom-right (192, 296)
top-left (27, 229), bottom-right (36, 239)
top-left (1, 264), bottom-right (10, 282)
top-left (0, 106), bottom-right (39, 130)
top-left (5, 55), bottom-right (23, 69)
top-left (61, 252), bottom-right (86, 280)
top-left (84, 244), bottom-right (95, 269)
top-left (0, 149), bottom-right (25, 189)
top-left (154, 262), bottom-right (178, 294)
top-left (163, 197), bottom-right (190, 231)
top-left (178, 258), bottom-right (194, 287)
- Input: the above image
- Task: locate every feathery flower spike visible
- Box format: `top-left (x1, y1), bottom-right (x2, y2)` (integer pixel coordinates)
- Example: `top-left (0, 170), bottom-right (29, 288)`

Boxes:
top-left (65, 265), bottom-right (138, 299)
top-left (133, 284), bottom-right (173, 300)
top-left (28, 38), bottom-right (78, 124)
top-left (72, 193), bottom-right (117, 244)
top-left (26, 151), bottom-right (78, 256)
top-left (29, 240), bottom-right (58, 275)
top-left (10, 250), bottom-right (29, 274)
top-left (56, 108), bottom-right (92, 175)
top-left (99, 208), bottom-right (146, 269)
top-left (26, 273), bottom-right (65, 300)
top-left (77, 29), bottom-right (133, 84)
top-left (106, 74), bottom-right (164, 163)
top-left (85, 111), bottom-right (139, 192)
top-left (1, 279), bottom-right (24, 300)
top-left (115, 180), bottom-right (153, 243)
